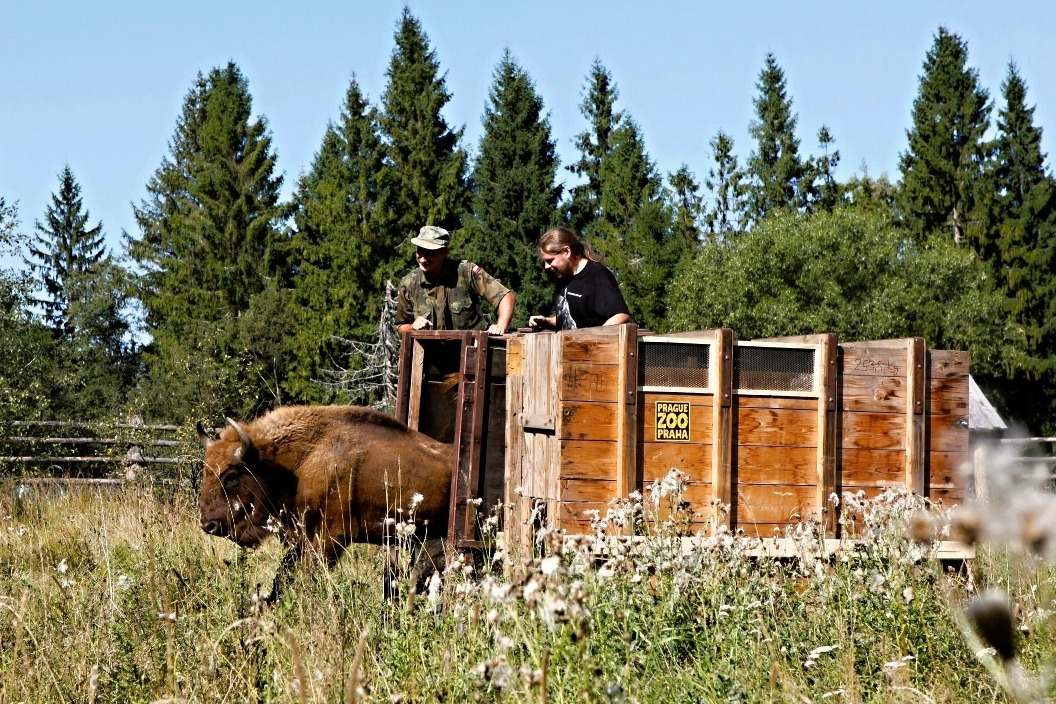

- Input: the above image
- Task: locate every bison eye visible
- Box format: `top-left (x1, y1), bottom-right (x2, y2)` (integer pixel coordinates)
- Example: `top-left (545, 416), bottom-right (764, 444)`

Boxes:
top-left (220, 469), bottom-right (241, 491)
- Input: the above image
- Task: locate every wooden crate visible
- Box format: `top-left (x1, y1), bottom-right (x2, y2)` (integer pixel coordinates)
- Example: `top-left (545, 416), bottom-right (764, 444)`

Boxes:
top-left (443, 326), bottom-right (970, 553)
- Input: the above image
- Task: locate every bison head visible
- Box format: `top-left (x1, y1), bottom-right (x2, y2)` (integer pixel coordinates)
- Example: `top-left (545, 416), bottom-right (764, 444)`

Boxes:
top-left (197, 419), bottom-right (295, 548)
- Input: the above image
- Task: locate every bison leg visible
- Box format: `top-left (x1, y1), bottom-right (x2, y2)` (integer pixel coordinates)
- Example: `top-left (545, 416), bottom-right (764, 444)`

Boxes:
top-left (383, 538), bottom-right (449, 600)
top-left (265, 544), bottom-right (302, 605)
top-left (409, 537), bottom-right (448, 592)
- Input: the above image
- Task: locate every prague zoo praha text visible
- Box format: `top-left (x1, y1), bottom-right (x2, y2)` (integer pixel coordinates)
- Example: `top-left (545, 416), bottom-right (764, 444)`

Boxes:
top-left (655, 401), bottom-right (690, 442)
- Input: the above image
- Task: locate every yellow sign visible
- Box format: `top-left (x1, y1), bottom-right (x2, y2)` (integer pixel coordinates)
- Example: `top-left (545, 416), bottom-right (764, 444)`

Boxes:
top-left (655, 401), bottom-right (690, 441)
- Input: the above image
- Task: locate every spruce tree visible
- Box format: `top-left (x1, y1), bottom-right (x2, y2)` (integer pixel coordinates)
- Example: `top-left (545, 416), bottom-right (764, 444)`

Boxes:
top-left (703, 130), bottom-right (749, 237)
top-left (128, 62), bottom-right (289, 419)
top-left (807, 126), bottom-right (843, 212)
top-left (24, 166), bottom-right (107, 335)
top-left (985, 63), bottom-right (1056, 431)
top-left (746, 54), bottom-right (807, 222)
top-left (592, 118), bottom-right (675, 331)
top-left (566, 60), bottom-right (623, 234)
top-left (897, 27), bottom-right (991, 244)
top-left (668, 165), bottom-right (703, 248)
top-left (0, 199), bottom-right (57, 421)
top-left (288, 77), bottom-right (386, 402)
top-left (377, 7), bottom-right (469, 290)
top-left (462, 50), bottom-right (562, 325)
top-left (21, 168), bottom-right (137, 418)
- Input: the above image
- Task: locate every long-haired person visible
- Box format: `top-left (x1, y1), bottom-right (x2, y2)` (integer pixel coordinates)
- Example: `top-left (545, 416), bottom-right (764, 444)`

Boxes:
top-left (528, 227), bottom-right (629, 331)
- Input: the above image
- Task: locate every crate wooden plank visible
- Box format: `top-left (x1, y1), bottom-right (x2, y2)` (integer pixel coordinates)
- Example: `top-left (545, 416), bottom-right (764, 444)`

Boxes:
top-left (506, 336), bottom-right (524, 375)
top-left (840, 449), bottom-right (906, 485)
top-left (906, 337), bottom-right (926, 494)
top-left (929, 350), bottom-right (970, 379)
top-left (839, 375), bottom-right (909, 413)
top-left (817, 333), bottom-right (838, 536)
top-left (840, 412), bottom-right (907, 450)
top-left (929, 415), bottom-right (969, 453)
top-left (560, 511), bottom-right (717, 534)
top-left (841, 344), bottom-right (913, 377)
top-left (558, 478), bottom-right (716, 508)
top-left (560, 337), bottom-right (621, 364)
top-left (735, 446), bottom-right (818, 485)
top-left (929, 486), bottom-right (964, 506)
top-left (504, 372), bottom-right (527, 552)
top-left (407, 339), bottom-right (426, 429)
top-left (929, 451), bottom-right (969, 487)
top-left (560, 440), bottom-right (619, 480)
top-left (615, 323), bottom-right (638, 500)
top-left (735, 484), bottom-right (819, 524)
top-left (557, 500), bottom-right (609, 529)
top-left (736, 407), bottom-right (819, 447)
top-left (734, 396), bottom-right (819, 411)
top-left (738, 524), bottom-right (797, 538)
top-left (558, 401), bottom-right (618, 440)
top-left (639, 442), bottom-right (712, 482)
top-left (926, 378), bottom-right (969, 415)
top-left (559, 362), bottom-right (621, 402)
top-left (560, 478), bottom-right (618, 502)
top-left (712, 328), bottom-right (735, 520)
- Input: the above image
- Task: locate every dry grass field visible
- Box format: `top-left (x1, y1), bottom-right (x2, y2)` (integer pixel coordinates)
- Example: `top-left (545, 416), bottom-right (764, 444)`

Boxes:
top-left (1, 462), bottom-right (1055, 703)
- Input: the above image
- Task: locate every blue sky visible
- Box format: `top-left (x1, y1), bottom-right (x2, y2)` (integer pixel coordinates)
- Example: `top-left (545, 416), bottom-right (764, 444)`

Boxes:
top-left (2, 1), bottom-right (1053, 259)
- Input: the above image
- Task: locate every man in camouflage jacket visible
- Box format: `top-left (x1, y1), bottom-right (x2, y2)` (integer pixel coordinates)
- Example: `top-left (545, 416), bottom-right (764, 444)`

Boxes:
top-left (395, 226), bottom-right (515, 335)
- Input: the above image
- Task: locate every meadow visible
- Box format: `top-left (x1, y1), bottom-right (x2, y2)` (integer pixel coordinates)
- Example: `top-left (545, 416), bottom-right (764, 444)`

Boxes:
top-left (1, 468), bottom-right (1054, 704)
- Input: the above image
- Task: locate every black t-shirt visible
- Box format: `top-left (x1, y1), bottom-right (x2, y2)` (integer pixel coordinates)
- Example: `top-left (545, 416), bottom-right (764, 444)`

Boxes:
top-left (553, 260), bottom-right (630, 330)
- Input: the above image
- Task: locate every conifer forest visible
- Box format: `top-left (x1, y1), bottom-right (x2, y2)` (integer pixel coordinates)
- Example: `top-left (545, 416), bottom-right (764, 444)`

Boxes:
top-left (1, 14), bottom-right (1052, 434)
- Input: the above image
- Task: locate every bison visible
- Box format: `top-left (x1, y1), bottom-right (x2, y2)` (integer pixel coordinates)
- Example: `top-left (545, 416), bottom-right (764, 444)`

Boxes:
top-left (196, 404), bottom-right (453, 602)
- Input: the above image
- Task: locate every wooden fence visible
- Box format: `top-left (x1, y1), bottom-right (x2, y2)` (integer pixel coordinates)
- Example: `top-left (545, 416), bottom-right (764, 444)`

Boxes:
top-left (0, 419), bottom-right (203, 479)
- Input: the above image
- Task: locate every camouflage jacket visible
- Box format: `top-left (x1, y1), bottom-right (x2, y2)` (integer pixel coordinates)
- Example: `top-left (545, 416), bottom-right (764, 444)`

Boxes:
top-left (395, 258), bottom-right (510, 331)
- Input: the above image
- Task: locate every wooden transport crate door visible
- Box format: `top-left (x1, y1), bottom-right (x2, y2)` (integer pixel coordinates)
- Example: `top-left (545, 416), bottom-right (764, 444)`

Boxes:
top-left (836, 338), bottom-right (968, 529)
top-left (730, 336), bottom-right (834, 538)
top-left (838, 338), bottom-right (926, 511)
top-left (635, 329), bottom-right (733, 533)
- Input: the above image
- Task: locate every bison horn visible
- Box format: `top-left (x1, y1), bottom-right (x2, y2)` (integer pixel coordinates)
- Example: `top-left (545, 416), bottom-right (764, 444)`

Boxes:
top-left (195, 421), bottom-right (213, 448)
top-left (226, 418), bottom-right (256, 461)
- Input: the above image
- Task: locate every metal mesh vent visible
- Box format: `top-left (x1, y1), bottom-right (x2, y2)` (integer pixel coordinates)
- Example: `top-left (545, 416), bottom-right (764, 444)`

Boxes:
top-left (734, 345), bottom-right (815, 392)
top-left (638, 341), bottom-right (710, 389)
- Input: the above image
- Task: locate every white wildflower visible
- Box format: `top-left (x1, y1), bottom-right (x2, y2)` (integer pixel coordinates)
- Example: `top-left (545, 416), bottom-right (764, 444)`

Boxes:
top-left (410, 493), bottom-right (424, 509)
top-left (56, 559), bottom-right (69, 575)
top-left (426, 573), bottom-right (442, 609)
top-left (540, 555), bottom-right (561, 576)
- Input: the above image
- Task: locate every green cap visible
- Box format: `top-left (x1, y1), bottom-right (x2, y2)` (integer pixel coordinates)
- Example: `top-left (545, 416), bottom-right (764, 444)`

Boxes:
top-left (411, 225), bottom-right (450, 250)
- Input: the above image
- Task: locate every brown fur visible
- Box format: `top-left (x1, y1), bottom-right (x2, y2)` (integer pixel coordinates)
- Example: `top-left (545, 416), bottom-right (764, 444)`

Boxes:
top-left (198, 405), bottom-right (452, 601)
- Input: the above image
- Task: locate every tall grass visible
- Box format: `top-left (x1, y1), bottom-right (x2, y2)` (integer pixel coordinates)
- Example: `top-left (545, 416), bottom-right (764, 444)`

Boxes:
top-left (0, 471), bottom-right (1053, 703)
